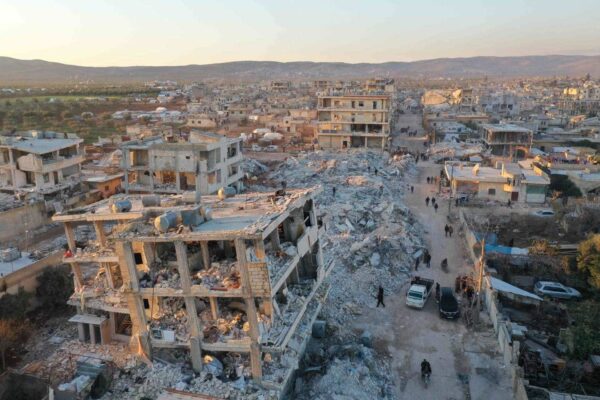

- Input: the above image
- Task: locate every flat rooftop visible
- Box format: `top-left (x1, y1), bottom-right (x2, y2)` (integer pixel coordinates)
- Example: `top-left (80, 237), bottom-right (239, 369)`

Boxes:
top-left (481, 124), bottom-right (532, 134)
top-left (53, 187), bottom-right (321, 240)
top-left (1, 138), bottom-right (81, 154)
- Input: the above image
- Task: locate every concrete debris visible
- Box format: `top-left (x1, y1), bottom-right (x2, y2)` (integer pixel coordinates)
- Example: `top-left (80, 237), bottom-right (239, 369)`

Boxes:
top-left (427, 141), bottom-right (485, 162)
top-left (248, 150), bottom-right (421, 398)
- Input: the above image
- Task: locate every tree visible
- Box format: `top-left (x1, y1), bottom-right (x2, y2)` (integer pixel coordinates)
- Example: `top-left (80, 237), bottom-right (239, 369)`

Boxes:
top-left (0, 319), bottom-right (22, 370)
top-left (577, 234), bottom-right (600, 289)
top-left (550, 174), bottom-right (582, 197)
top-left (0, 287), bottom-right (32, 320)
top-left (36, 266), bottom-right (73, 309)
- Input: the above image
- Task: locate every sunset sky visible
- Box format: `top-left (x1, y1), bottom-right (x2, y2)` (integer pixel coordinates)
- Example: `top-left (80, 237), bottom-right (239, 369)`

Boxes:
top-left (1, 0), bottom-right (599, 66)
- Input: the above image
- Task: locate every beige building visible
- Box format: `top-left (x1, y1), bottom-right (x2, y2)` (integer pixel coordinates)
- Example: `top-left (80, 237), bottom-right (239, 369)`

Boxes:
top-left (52, 187), bottom-right (331, 390)
top-left (317, 91), bottom-right (392, 149)
top-left (121, 131), bottom-right (244, 195)
top-left (0, 131), bottom-right (84, 199)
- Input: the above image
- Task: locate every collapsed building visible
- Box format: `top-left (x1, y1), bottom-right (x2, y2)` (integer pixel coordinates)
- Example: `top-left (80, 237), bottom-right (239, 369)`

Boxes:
top-left (52, 186), bottom-right (331, 396)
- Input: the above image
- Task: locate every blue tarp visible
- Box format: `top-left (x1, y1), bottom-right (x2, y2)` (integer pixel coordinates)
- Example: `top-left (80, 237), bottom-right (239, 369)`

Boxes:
top-left (485, 244), bottom-right (529, 256)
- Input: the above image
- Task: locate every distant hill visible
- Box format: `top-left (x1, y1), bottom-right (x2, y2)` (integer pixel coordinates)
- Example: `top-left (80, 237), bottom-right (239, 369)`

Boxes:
top-left (0, 55), bottom-right (599, 84)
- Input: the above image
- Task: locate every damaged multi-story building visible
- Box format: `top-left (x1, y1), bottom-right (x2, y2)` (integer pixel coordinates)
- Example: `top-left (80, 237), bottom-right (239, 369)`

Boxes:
top-left (52, 186), bottom-right (332, 392)
top-left (0, 131), bottom-right (84, 201)
top-left (121, 131), bottom-right (244, 195)
top-left (317, 84), bottom-right (393, 150)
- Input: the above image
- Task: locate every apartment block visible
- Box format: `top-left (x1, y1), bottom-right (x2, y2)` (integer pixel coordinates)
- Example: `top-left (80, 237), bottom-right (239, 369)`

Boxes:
top-left (121, 131), bottom-right (244, 195)
top-left (0, 131), bottom-right (84, 199)
top-left (52, 187), bottom-right (331, 390)
top-left (317, 90), bottom-right (392, 150)
top-left (480, 123), bottom-right (533, 158)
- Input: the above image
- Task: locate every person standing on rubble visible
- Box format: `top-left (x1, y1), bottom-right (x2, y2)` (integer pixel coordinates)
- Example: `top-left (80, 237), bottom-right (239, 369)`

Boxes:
top-left (426, 197), bottom-right (430, 206)
top-left (332, 186), bottom-right (336, 198)
top-left (415, 256), bottom-right (420, 271)
top-left (376, 286), bottom-right (385, 308)
top-left (374, 168), bottom-right (378, 176)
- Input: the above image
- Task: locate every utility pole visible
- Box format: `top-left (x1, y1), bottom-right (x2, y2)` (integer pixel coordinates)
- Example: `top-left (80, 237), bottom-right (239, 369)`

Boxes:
top-left (447, 163), bottom-right (454, 214)
top-left (473, 237), bottom-right (486, 325)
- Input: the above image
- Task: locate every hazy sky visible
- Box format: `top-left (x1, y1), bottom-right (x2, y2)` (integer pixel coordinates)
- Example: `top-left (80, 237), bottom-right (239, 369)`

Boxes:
top-left (1, 0), bottom-right (599, 66)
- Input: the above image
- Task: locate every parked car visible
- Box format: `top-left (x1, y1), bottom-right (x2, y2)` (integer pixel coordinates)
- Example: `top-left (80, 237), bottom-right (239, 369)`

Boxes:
top-left (406, 277), bottom-right (435, 309)
top-left (533, 209), bottom-right (555, 217)
top-left (266, 145), bottom-right (279, 152)
top-left (534, 281), bottom-right (581, 300)
top-left (439, 287), bottom-right (460, 319)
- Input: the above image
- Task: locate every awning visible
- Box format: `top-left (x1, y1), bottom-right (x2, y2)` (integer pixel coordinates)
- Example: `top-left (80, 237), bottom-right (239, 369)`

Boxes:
top-left (488, 277), bottom-right (543, 303)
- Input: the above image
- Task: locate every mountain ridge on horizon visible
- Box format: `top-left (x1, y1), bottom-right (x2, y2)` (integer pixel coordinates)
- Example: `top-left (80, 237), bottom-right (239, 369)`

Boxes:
top-left (1, 54), bottom-right (599, 84)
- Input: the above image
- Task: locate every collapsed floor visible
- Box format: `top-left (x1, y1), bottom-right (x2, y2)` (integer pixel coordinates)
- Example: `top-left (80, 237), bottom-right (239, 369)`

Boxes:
top-left (249, 150), bottom-right (422, 398)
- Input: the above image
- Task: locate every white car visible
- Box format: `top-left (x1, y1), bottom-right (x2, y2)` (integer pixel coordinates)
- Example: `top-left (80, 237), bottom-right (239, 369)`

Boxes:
top-left (533, 209), bottom-right (555, 217)
top-left (534, 281), bottom-right (581, 300)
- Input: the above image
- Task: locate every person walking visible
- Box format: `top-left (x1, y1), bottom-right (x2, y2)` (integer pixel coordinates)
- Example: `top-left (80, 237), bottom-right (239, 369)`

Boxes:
top-left (425, 252), bottom-right (432, 268)
top-left (426, 197), bottom-right (430, 206)
top-left (415, 256), bottom-right (420, 271)
top-left (431, 197), bottom-right (436, 205)
top-left (435, 282), bottom-right (441, 303)
top-left (444, 224), bottom-right (449, 237)
top-left (427, 177), bottom-right (430, 184)
top-left (448, 225), bottom-right (454, 237)
top-left (411, 185), bottom-right (414, 193)
top-left (376, 286), bottom-right (385, 308)
top-left (507, 199), bottom-right (512, 208)
top-left (434, 203), bottom-right (439, 213)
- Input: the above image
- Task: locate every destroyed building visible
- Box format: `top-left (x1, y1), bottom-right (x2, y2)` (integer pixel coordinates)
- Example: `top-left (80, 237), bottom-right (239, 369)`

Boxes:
top-left (52, 186), bottom-right (331, 394)
top-left (317, 88), bottom-right (393, 150)
top-left (479, 123), bottom-right (533, 158)
top-left (0, 131), bottom-right (84, 201)
top-left (121, 131), bottom-right (244, 195)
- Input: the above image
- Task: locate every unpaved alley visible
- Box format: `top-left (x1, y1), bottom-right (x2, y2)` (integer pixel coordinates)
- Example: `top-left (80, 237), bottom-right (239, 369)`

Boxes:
top-left (352, 130), bottom-right (514, 399)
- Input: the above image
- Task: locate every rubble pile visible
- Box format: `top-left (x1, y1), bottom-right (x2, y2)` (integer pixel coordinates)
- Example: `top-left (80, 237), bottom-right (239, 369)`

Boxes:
top-left (150, 298), bottom-right (190, 343)
top-left (266, 242), bottom-right (297, 283)
top-left (242, 158), bottom-right (270, 178)
top-left (249, 150), bottom-right (422, 398)
top-left (427, 141), bottom-right (485, 161)
top-left (266, 282), bottom-right (314, 344)
top-left (201, 309), bottom-right (251, 343)
top-left (299, 344), bottom-right (393, 400)
top-left (192, 260), bottom-right (241, 289)
top-left (104, 358), bottom-right (277, 400)
top-left (253, 151), bottom-right (421, 326)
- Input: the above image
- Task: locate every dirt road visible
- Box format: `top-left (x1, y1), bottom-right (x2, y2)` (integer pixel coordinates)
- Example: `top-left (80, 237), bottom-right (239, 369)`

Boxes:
top-left (351, 123), bottom-right (513, 399)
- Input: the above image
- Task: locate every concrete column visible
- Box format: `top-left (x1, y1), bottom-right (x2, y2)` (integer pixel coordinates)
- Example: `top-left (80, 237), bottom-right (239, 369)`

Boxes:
top-left (64, 222), bottom-right (77, 251)
top-left (77, 323), bottom-right (86, 342)
top-left (175, 172), bottom-right (181, 193)
top-left (209, 297), bottom-right (219, 320)
top-left (93, 221), bottom-right (107, 247)
top-left (175, 241), bottom-right (191, 292)
top-left (142, 243), bottom-right (155, 268)
top-left (234, 239), bottom-right (262, 379)
top-left (200, 242), bottom-right (210, 269)
top-left (117, 242), bottom-right (140, 290)
top-left (72, 263), bottom-right (84, 290)
top-left (8, 150), bottom-right (17, 193)
top-left (184, 296), bottom-right (203, 372)
top-left (103, 263), bottom-right (115, 289)
top-left (254, 239), bottom-right (266, 261)
top-left (269, 230), bottom-right (281, 251)
top-left (89, 324), bottom-right (97, 345)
